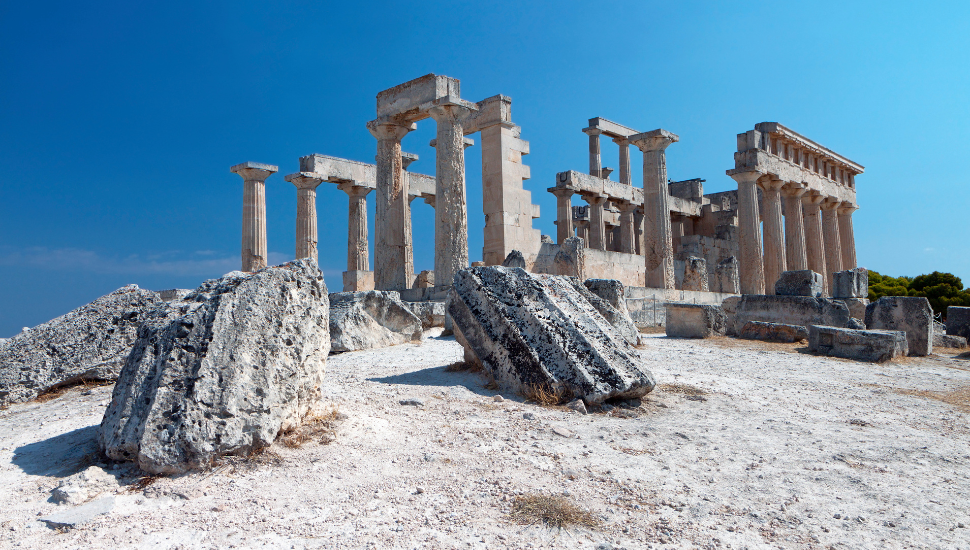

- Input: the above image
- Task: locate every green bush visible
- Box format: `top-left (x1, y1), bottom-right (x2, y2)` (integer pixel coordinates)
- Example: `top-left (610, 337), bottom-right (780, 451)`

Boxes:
top-left (868, 270), bottom-right (970, 320)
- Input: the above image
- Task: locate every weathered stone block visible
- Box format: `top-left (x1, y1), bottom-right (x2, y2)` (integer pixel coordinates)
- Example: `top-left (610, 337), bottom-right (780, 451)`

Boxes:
top-left (934, 333), bottom-right (968, 350)
top-left (448, 267), bottom-right (655, 404)
top-left (330, 291), bottom-right (423, 352)
top-left (714, 256), bottom-right (741, 294)
top-left (502, 250), bottom-right (527, 268)
top-left (415, 270), bottom-right (435, 289)
top-left (865, 296), bottom-right (933, 356)
top-left (840, 298), bottom-right (869, 322)
top-left (682, 257), bottom-right (709, 292)
top-left (738, 321), bottom-right (809, 343)
top-left (342, 270), bottom-right (374, 292)
top-left (946, 306), bottom-right (970, 340)
top-left (574, 279), bottom-right (639, 346)
top-left (554, 237), bottom-right (586, 279)
top-left (734, 295), bottom-right (850, 334)
top-left (809, 325), bottom-right (907, 362)
top-left (404, 301), bottom-right (446, 330)
top-left (665, 303), bottom-right (727, 339)
top-left (833, 267), bottom-right (869, 299)
top-left (774, 270), bottom-right (823, 297)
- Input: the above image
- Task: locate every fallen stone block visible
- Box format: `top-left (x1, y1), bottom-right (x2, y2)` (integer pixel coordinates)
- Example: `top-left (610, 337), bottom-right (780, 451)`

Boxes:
top-left (51, 466), bottom-right (120, 506)
top-left (809, 325), bottom-right (908, 362)
top-left (734, 295), bottom-right (850, 334)
top-left (935, 333), bottom-right (968, 349)
top-left (737, 321), bottom-right (808, 343)
top-left (682, 257), bottom-right (709, 292)
top-left (448, 267), bottom-right (655, 404)
top-left (665, 303), bottom-right (727, 339)
top-left (584, 279), bottom-right (639, 345)
top-left (714, 256), bottom-right (740, 294)
top-left (774, 270), bottom-right (823, 297)
top-left (404, 301), bottom-right (446, 330)
top-left (833, 267), bottom-right (869, 299)
top-left (847, 317), bottom-right (866, 330)
top-left (840, 298), bottom-right (869, 322)
top-left (100, 260), bottom-right (330, 474)
top-left (865, 296), bottom-right (933, 356)
top-left (947, 306), bottom-right (970, 340)
top-left (0, 285), bottom-right (164, 407)
top-left (329, 290), bottom-right (423, 352)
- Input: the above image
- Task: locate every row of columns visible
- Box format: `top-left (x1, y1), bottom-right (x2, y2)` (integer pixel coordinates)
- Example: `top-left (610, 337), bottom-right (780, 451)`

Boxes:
top-left (731, 170), bottom-right (858, 295)
top-left (585, 129), bottom-right (633, 185)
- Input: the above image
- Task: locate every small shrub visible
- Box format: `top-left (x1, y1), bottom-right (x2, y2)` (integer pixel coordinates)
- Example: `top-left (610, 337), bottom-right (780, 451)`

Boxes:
top-left (522, 383), bottom-right (571, 406)
top-left (656, 383), bottom-right (706, 396)
top-left (509, 493), bottom-right (600, 529)
top-left (278, 408), bottom-right (342, 448)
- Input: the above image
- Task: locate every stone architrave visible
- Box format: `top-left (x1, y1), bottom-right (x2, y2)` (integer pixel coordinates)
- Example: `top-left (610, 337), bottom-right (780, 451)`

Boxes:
top-left (550, 188), bottom-right (575, 244)
top-left (838, 204), bottom-right (858, 269)
top-left (231, 162), bottom-right (278, 272)
top-left (584, 195), bottom-right (608, 251)
top-left (630, 129), bottom-right (679, 290)
top-left (802, 192), bottom-right (828, 295)
top-left (759, 179), bottom-right (787, 294)
top-left (730, 171), bottom-right (766, 294)
top-left (284, 172), bottom-right (325, 262)
top-left (821, 199), bottom-right (844, 292)
top-left (367, 121), bottom-right (414, 290)
top-left (782, 184), bottom-right (808, 271)
top-left (429, 102), bottom-right (475, 289)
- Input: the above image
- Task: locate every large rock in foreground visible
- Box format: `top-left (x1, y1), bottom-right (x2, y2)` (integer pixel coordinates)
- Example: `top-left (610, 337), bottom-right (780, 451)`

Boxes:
top-left (0, 285), bottom-right (163, 407)
top-left (99, 260), bottom-right (330, 474)
top-left (866, 296), bottom-right (933, 356)
top-left (448, 267), bottom-right (655, 404)
top-left (329, 291), bottom-right (423, 352)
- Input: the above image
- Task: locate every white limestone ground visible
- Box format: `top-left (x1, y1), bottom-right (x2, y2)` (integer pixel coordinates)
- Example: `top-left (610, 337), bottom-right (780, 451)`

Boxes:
top-left (1, 332), bottom-right (969, 549)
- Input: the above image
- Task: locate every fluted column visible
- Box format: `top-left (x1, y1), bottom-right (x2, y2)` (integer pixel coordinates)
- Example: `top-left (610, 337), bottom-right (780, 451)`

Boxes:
top-left (631, 129), bottom-right (678, 290)
top-left (782, 184), bottom-right (808, 271)
top-left (759, 179), bottom-right (787, 294)
top-left (730, 171), bottom-right (765, 294)
top-left (336, 183), bottom-right (372, 272)
top-left (550, 188), bottom-right (575, 244)
top-left (585, 128), bottom-right (602, 177)
top-left (429, 103), bottom-right (473, 289)
top-left (838, 204), bottom-right (858, 269)
top-left (231, 162), bottom-right (278, 272)
top-left (284, 172), bottom-right (325, 262)
top-left (584, 194), bottom-right (608, 250)
top-left (634, 207), bottom-right (645, 256)
top-left (802, 192), bottom-right (828, 294)
top-left (617, 202), bottom-right (637, 254)
top-left (821, 198), bottom-right (843, 292)
top-left (367, 120), bottom-right (413, 290)
top-left (613, 137), bottom-right (632, 185)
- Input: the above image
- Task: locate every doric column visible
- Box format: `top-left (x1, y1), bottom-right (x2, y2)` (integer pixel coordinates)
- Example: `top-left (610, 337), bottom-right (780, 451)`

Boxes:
top-left (634, 207), bottom-right (645, 256)
top-left (337, 183), bottom-right (372, 272)
top-left (617, 202), bottom-right (637, 254)
top-left (759, 178), bottom-right (787, 294)
top-left (583, 194), bottom-right (608, 250)
top-left (782, 183), bottom-right (808, 271)
top-left (821, 198), bottom-right (843, 291)
top-left (802, 192), bottom-right (828, 294)
top-left (231, 162), bottom-right (278, 272)
top-left (838, 203), bottom-right (858, 269)
top-left (575, 219), bottom-right (590, 245)
top-left (730, 171), bottom-right (766, 294)
top-left (631, 129), bottom-right (679, 290)
top-left (284, 172), bottom-right (325, 263)
top-left (584, 128), bottom-right (602, 178)
top-left (367, 120), bottom-right (414, 290)
top-left (613, 137), bottom-right (632, 185)
top-left (549, 188), bottom-right (575, 244)
top-left (429, 103), bottom-right (474, 289)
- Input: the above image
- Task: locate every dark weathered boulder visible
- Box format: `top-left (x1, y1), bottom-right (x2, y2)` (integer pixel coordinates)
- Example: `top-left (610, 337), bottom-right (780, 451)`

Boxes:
top-left (99, 260), bottom-right (330, 474)
top-left (946, 306), bottom-right (970, 340)
top-left (501, 250), bottom-right (527, 268)
top-left (0, 285), bottom-right (164, 407)
top-left (448, 267), bottom-right (654, 404)
top-left (665, 304), bottom-right (727, 338)
top-left (733, 295), bottom-right (850, 334)
top-left (329, 291), bottom-right (422, 352)
top-left (865, 296), bottom-right (933, 356)
top-left (738, 320), bottom-right (809, 343)
top-left (809, 325), bottom-right (907, 362)
top-left (774, 270), bottom-right (823, 298)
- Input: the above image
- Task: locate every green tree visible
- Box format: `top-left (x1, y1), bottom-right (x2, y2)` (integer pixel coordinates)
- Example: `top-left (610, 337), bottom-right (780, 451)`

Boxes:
top-left (868, 270), bottom-right (970, 320)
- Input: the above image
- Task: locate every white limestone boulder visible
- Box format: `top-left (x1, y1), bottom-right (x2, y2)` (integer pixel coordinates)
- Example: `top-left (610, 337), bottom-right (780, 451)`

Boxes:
top-left (0, 285), bottom-right (164, 407)
top-left (582, 279), bottom-right (640, 346)
top-left (99, 260), bottom-right (330, 474)
top-left (329, 291), bottom-right (423, 352)
top-left (448, 267), bottom-right (655, 404)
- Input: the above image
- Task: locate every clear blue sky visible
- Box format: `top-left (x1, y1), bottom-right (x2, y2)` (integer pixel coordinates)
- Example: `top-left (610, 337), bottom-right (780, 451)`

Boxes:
top-left (1, 1), bottom-right (968, 337)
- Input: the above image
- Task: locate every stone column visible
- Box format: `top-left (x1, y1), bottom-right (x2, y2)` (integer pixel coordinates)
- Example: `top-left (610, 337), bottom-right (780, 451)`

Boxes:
top-left (613, 137), bottom-right (632, 185)
top-left (367, 120), bottom-right (413, 290)
top-left (617, 202), bottom-right (637, 254)
top-left (759, 179), bottom-right (787, 294)
top-left (575, 219), bottom-right (590, 245)
top-left (631, 129), bottom-right (679, 290)
top-left (782, 184), bottom-right (808, 271)
top-left (730, 171), bottom-right (766, 295)
top-left (821, 198), bottom-right (843, 291)
top-left (337, 183), bottom-right (372, 272)
top-left (584, 195), bottom-right (608, 251)
top-left (838, 204), bottom-right (858, 269)
top-left (549, 188), bottom-right (575, 244)
top-left (284, 172), bottom-right (325, 262)
top-left (429, 103), bottom-right (473, 289)
top-left (231, 162), bottom-right (278, 272)
top-left (585, 128), bottom-right (602, 178)
top-left (802, 192), bottom-right (828, 294)
top-left (634, 207), bottom-right (645, 256)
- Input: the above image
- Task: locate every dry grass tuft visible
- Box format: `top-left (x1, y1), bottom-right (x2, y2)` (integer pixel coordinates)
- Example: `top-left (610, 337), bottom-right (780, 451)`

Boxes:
top-left (509, 493), bottom-right (600, 530)
top-left (522, 383), bottom-right (570, 406)
top-left (656, 383), bottom-right (707, 396)
top-left (33, 379), bottom-right (113, 404)
top-left (895, 386), bottom-right (970, 413)
top-left (278, 408), bottom-right (342, 448)
top-left (128, 475), bottom-right (161, 493)
top-left (444, 360), bottom-right (483, 374)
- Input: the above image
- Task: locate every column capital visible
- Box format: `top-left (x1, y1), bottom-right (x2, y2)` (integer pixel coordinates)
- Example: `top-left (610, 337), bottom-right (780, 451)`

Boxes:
top-left (284, 172), bottom-right (325, 190)
top-left (629, 129), bottom-right (679, 152)
top-left (582, 127), bottom-right (603, 137)
top-left (337, 181), bottom-right (373, 198)
top-left (611, 136), bottom-right (630, 146)
top-left (582, 193), bottom-right (608, 206)
top-left (820, 197), bottom-right (842, 210)
top-left (801, 190), bottom-right (826, 206)
top-left (428, 100), bottom-right (476, 123)
top-left (366, 119), bottom-right (415, 140)
top-left (781, 182), bottom-right (808, 197)
top-left (838, 203), bottom-right (859, 215)
top-left (547, 187), bottom-right (575, 199)
top-left (231, 161), bottom-right (278, 182)
top-left (758, 178), bottom-right (786, 192)
top-left (728, 170), bottom-right (763, 186)
top-left (616, 200), bottom-right (638, 213)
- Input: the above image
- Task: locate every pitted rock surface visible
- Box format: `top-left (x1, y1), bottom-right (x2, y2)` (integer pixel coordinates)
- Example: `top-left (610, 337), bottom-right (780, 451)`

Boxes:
top-left (448, 266), bottom-right (655, 404)
top-left (0, 285), bottom-right (163, 407)
top-left (329, 291), bottom-right (423, 352)
top-left (575, 279), bottom-right (639, 346)
top-left (866, 296), bottom-right (933, 356)
top-left (99, 260), bottom-right (330, 474)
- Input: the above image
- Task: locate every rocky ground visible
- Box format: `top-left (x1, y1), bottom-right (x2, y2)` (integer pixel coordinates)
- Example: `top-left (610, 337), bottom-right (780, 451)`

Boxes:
top-left (1, 331), bottom-right (969, 549)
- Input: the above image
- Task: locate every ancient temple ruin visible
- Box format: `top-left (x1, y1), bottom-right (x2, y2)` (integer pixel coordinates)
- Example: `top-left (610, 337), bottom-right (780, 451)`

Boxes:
top-left (231, 74), bottom-right (863, 319)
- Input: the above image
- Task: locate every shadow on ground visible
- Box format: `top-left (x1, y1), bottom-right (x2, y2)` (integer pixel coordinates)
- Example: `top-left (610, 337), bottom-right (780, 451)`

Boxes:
top-left (13, 425), bottom-right (101, 477)
top-left (367, 365), bottom-right (497, 398)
